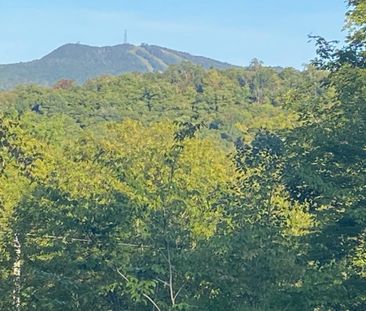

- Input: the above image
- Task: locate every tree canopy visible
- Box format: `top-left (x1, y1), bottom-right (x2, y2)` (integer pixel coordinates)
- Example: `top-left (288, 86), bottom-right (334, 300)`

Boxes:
top-left (0, 2), bottom-right (365, 310)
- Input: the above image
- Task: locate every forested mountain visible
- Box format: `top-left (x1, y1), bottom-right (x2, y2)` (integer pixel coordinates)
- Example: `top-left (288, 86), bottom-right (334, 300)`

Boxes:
top-left (0, 43), bottom-right (234, 89)
top-left (0, 60), bottom-right (319, 149)
top-left (0, 1), bottom-right (365, 310)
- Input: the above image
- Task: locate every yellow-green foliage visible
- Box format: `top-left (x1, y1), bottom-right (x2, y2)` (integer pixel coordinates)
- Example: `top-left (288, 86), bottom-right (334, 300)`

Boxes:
top-left (270, 185), bottom-right (314, 236)
top-left (234, 104), bottom-right (298, 142)
top-left (352, 231), bottom-right (366, 278)
top-left (94, 120), bottom-right (236, 237)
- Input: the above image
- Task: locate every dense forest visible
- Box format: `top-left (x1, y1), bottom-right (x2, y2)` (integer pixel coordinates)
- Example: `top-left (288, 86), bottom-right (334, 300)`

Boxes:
top-left (0, 1), bottom-right (365, 310)
top-left (0, 43), bottom-right (234, 89)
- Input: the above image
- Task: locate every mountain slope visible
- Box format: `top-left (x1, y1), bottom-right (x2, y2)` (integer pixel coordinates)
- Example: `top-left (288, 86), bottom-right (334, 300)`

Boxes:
top-left (0, 43), bottom-right (234, 89)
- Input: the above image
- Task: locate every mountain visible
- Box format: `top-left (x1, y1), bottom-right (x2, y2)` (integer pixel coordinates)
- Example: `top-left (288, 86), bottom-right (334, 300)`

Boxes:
top-left (0, 43), bottom-right (234, 89)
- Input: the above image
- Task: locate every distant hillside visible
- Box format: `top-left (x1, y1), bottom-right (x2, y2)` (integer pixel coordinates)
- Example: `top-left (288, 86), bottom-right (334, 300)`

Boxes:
top-left (0, 43), bottom-right (234, 89)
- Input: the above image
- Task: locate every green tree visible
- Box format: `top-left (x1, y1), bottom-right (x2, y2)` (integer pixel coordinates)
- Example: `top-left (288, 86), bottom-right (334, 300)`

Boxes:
top-left (285, 3), bottom-right (366, 307)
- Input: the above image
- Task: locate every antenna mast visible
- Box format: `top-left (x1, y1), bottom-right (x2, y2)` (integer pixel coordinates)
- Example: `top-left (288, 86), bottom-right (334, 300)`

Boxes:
top-left (124, 29), bottom-right (128, 44)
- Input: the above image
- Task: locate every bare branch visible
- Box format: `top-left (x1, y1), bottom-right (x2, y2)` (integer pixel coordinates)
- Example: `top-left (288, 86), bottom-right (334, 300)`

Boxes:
top-left (173, 283), bottom-right (185, 301)
top-left (167, 243), bottom-right (175, 306)
top-left (116, 268), bottom-right (129, 282)
top-left (156, 278), bottom-right (169, 287)
top-left (142, 293), bottom-right (162, 311)
top-left (116, 269), bottom-right (161, 311)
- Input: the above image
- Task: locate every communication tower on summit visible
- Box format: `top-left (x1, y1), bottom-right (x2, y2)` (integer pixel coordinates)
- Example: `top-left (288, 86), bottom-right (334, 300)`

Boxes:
top-left (124, 29), bottom-right (128, 44)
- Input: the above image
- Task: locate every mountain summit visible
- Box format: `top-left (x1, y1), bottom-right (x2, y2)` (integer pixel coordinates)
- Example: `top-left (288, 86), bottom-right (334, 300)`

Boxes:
top-left (0, 43), bottom-right (234, 89)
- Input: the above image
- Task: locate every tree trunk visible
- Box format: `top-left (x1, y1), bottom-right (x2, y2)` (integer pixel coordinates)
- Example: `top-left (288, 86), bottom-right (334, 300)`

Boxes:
top-left (13, 234), bottom-right (21, 311)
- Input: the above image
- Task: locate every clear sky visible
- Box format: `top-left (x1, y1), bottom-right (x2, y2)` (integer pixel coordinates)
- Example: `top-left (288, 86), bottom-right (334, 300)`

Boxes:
top-left (0, 0), bottom-right (347, 68)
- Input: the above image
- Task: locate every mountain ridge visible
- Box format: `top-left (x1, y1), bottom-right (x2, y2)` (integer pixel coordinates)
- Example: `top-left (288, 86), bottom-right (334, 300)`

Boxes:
top-left (0, 43), bottom-right (235, 89)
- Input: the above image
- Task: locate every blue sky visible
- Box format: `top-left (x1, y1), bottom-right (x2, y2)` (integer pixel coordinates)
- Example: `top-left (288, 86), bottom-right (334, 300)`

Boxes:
top-left (0, 0), bottom-right (347, 68)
